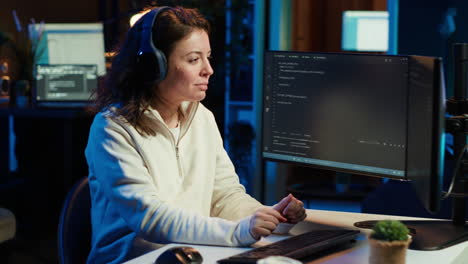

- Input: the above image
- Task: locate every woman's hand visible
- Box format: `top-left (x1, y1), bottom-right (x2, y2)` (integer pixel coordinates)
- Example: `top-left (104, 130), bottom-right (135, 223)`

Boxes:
top-left (249, 207), bottom-right (287, 239)
top-left (273, 194), bottom-right (307, 224)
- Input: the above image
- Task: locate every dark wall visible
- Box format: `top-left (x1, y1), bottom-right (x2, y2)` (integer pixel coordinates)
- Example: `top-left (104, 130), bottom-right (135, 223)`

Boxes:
top-left (0, 1), bottom-right (101, 33)
top-left (398, 0), bottom-right (468, 97)
top-left (291, 0), bottom-right (387, 52)
top-left (0, 0), bottom-right (137, 53)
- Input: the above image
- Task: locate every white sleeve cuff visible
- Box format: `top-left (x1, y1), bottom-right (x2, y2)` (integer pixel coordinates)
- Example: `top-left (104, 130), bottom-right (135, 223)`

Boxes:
top-left (235, 215), bottom-right (259, 246)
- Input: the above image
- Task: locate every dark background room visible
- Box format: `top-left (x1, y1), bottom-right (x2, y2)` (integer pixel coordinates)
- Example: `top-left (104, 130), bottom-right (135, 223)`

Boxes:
top-left (1, 0), bottom-right (468, 263)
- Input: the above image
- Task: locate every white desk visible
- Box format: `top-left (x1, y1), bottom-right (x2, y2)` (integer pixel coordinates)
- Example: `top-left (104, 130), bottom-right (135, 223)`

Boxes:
top-left (125, 209), bottom-right (468, 264)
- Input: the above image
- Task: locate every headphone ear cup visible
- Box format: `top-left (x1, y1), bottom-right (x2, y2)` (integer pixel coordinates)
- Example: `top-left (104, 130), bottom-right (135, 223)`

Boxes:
top-left (136, 7), bottom-right (170, 84)
top-left (153, 48), bottom-right (167, 82)
top-left (136, 49), bottom-right (167, 84)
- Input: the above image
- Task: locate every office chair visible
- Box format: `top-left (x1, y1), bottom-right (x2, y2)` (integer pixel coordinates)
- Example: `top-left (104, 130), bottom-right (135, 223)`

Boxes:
top-left (0, 207), bottom-right (15, 260)
top-left (0, 207), bottom-right (15, 243)
top-left (57, 177), bottom-right (91, 264)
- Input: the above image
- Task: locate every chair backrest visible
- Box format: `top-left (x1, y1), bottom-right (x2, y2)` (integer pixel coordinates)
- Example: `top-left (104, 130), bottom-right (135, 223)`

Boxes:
top-left (58, 177), bottom-right (91, 264)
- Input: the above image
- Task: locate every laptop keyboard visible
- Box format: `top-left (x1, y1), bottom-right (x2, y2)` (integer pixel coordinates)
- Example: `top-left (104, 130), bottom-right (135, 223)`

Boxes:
top-left (217, 229), bottom-right (360, 264)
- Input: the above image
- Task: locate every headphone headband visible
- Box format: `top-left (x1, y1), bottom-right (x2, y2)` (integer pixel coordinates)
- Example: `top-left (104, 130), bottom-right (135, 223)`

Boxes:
top-left (138, 7), bottom-right (170, 55)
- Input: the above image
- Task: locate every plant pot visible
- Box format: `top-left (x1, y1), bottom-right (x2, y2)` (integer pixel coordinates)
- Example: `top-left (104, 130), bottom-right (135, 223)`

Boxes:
top-left (368, 236), bottom-right (412, 264)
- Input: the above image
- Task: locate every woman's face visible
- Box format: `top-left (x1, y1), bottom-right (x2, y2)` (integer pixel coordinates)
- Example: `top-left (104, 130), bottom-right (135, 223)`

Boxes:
top-left (157, 29), bottom-right (213, 105)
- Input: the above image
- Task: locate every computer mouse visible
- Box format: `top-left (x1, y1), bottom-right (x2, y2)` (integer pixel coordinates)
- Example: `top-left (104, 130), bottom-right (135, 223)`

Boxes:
top-left (155, 246), bottom-right (203, 264)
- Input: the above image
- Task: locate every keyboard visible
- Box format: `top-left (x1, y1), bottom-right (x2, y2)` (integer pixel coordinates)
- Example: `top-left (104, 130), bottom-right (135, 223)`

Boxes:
top-left (217, 229), bottom-right (360, 264)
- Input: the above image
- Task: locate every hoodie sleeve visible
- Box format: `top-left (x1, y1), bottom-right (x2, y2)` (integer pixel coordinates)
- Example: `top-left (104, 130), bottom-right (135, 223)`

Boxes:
top-left (206, 113), bottom-right (264, 221)
top-left (86, 113), bottom-right (258, 246)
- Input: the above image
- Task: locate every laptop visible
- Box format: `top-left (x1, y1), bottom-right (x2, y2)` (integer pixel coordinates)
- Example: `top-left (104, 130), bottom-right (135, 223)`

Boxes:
top-left (33, 64), bottom-right (98, 108)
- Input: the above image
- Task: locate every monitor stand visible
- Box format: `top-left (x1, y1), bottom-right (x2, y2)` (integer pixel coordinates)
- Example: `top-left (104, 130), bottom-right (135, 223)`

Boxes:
top-left (354, 220), bottom-right (468, 250)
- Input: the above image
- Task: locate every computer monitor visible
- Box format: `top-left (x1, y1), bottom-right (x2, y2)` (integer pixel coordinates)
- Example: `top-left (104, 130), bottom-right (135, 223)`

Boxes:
top-left (262, 50), bottom-right (468, 250)
top-left (341, 11), bottom-right (389, 52)
top-left (30, 23), bottom-right (106, 76)
top-left (33, 64), bottom-right (97, 108)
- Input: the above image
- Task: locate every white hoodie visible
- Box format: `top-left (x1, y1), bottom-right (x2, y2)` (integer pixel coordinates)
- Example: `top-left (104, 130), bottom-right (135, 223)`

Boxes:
top-left (85, 101), bottom-right (263, 264)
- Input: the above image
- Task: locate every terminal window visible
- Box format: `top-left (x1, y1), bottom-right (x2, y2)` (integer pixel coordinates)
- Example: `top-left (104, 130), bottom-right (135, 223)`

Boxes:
top-left (35, 64), bottom-right (97, 102)
top-left (262, 51), bottom-right (408, 177)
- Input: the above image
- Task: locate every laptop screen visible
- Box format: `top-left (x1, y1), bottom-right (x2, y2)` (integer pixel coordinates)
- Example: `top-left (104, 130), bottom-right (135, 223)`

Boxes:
top-left (34, 64), bottom-right (97, 108)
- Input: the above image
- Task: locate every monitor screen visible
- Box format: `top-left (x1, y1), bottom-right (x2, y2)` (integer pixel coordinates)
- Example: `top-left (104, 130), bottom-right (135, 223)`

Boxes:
top-left (30, 23), bottom-right (106, 76)
top-left (34, 64), bottom-right (97, 107)
top-left (263, 51), bottom-right (408, 178)
top-left (341, 11), bottom-right (389, 52)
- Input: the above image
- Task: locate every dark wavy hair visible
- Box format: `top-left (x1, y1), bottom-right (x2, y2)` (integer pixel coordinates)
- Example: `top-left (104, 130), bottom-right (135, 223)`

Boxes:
top-left (91, 6), bottom-right (211, 136)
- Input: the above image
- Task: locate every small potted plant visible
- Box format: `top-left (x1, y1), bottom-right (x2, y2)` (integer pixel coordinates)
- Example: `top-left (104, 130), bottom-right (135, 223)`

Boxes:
top-left (368, 220), bottom-right (411, 264)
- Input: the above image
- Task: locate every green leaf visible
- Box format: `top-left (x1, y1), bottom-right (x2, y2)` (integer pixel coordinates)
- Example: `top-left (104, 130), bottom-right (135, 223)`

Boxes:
top-left (370, 220), bottom-right (409, 241)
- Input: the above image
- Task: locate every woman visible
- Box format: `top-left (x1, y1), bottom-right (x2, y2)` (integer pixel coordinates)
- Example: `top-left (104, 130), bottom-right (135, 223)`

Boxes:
top-left (85, 6), bottom-right (306, 263)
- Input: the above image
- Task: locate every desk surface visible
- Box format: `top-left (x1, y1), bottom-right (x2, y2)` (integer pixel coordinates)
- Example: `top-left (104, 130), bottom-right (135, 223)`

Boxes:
top-left (124, 209), bottom-right (468, 264)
